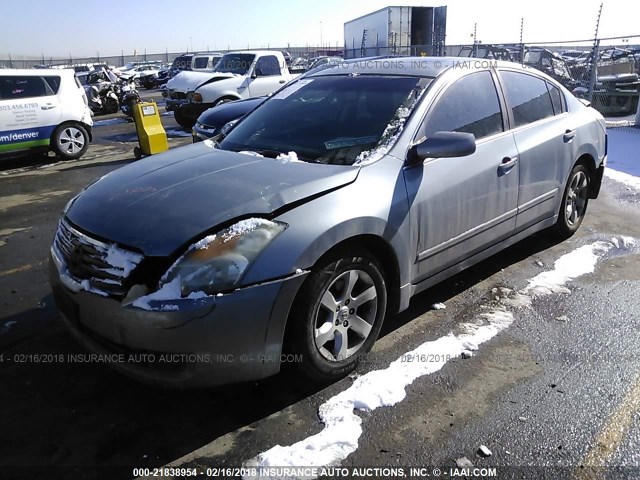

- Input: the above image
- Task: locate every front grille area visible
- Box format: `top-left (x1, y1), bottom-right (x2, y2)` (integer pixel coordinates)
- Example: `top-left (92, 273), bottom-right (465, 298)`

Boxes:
top-left (54, 219), bottom-right (143, 298)
top-left (169, 91), bottom-right (186, 100)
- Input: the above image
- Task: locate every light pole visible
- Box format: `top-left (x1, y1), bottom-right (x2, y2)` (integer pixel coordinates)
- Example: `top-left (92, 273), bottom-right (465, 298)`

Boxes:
top-left (320, 21), bottom-right (323, 50)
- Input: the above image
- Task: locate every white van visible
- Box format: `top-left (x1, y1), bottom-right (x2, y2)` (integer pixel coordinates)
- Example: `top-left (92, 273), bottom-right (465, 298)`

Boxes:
top-left (0, 69), bottom-right (93, 160)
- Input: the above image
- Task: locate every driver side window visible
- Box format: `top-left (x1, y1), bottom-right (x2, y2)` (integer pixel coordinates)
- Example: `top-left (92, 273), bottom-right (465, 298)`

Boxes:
top-left (422, 71), bottom-right (504, 141)
top-left (254, 55), bottom-right (280, 76)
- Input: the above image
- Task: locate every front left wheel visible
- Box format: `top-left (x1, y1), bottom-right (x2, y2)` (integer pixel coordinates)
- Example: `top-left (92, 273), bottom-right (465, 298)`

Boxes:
top-left (52, 124), bottom-right (89, 160)
top-left (286, 251), bottom-right (387, 382)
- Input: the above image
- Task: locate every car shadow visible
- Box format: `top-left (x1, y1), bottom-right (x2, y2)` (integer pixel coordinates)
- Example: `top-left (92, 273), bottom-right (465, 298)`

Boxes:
top-left (0, 231), bottom-right (560, 478)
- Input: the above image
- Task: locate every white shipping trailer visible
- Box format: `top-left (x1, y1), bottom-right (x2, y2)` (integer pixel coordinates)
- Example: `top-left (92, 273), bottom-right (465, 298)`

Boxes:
top-left (344, 5), bottom-right (447, 58)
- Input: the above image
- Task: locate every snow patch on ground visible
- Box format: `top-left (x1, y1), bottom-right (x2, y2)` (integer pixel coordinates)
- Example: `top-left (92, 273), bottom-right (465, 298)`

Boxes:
top-left (245, 309), bottom-right (513, 472)
top-left (243, 239), bottom-right (627, 477)
top-left (431, 302), bottom-right (446, 310)
top-left (605, 168), bottom-right (640, 191)
top-left (506, 237), bottom-right (634, 308)
top-left (605, 128), bottom-right (640, 191)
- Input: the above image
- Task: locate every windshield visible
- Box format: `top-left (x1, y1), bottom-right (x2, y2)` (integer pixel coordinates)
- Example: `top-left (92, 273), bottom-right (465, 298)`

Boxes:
top-left (213, 54), bottom-right (256, 75)
top-left (219, 75), bottom-right (431, 165)
top-left (524, 51), bottom-right (543, 63)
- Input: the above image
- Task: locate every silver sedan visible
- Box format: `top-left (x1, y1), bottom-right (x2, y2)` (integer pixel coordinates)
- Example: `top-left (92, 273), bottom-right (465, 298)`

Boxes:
top-left (50, 58), bottom-right (606, 387)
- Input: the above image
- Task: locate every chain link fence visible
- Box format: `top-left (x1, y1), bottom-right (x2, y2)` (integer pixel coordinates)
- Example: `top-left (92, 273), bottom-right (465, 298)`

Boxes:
top-left (2, 36), bottom-right (639, 121)
top-left (344, 35), bottom-right (640, 120)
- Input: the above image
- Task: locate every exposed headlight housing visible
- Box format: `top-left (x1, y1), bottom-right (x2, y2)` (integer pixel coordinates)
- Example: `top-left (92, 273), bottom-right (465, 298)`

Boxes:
top-left (220, 118), bottom-right (239, 136)
top-left (161, 218), bottom-right (286, 296)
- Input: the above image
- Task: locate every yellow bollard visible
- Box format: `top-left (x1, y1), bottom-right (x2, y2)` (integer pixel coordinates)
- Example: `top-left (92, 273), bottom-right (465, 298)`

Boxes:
top-left (132, 102), bottom-right (169, 159)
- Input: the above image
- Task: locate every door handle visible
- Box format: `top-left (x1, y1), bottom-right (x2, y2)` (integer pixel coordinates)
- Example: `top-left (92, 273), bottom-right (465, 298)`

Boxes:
top-left (563, 129), bottom-right (576, 142)
top-left (41, 104), bottom-right (56, 110)
top-left (279, 80), bottom-right (286, 84)
top-left (499, 156), bottom-right (518, 170)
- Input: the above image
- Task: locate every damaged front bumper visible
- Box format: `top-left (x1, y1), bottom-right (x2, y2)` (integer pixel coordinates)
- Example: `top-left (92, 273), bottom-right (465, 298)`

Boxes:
top-left (49, 249), bottom-right (308, 388)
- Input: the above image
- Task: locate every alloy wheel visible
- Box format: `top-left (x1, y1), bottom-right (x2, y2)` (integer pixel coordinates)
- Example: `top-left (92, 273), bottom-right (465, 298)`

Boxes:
top-left (313, 269), bottom-right (378, 362)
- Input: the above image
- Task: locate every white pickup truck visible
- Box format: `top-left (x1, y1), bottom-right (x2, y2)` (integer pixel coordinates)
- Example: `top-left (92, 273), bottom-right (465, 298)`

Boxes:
top-left (164, 51), bottom-right (299, 128)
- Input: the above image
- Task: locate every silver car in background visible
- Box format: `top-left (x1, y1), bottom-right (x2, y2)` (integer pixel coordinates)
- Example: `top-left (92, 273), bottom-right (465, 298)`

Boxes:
top-left (49, 58), bottom-right (606, 387)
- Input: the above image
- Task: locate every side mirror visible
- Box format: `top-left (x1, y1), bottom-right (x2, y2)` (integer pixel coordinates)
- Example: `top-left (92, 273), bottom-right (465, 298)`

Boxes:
top-left (406, 131), bottom-right (476, 166)
top-left (252, 68), bottom-right (264, 78)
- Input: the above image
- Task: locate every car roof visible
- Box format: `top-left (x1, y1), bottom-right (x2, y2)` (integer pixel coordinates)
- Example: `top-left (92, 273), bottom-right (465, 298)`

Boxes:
top-left (225, 50), bottom-right (283, 56)
top-left (304, 56), bottom-right (534, 78)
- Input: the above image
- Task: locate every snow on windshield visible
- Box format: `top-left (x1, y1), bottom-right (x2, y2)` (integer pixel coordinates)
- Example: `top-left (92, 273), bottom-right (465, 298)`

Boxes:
top-left (354, 79), bottom-right (430, 165)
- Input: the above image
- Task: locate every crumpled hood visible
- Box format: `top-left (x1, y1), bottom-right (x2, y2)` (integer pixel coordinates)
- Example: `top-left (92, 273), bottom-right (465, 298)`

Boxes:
top-left (66, 144), bottom-right (359, 256)
top-left (166, 71), bottom-right (235, 93)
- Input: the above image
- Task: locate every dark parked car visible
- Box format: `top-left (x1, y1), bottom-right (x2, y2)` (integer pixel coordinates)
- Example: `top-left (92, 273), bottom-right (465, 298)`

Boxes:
top-left (192, 96), bottom-right (266, 142)
top-left (50, 57), bottom-right (606, 387)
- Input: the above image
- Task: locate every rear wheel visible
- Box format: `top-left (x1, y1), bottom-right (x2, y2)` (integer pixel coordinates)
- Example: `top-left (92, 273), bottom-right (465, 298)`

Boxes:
top-left (550, 163), bottom-right (590, 238)
top-left (52, 124), bottom-right (89, 160)
top-left (287, 251), bottom-right (387, 381)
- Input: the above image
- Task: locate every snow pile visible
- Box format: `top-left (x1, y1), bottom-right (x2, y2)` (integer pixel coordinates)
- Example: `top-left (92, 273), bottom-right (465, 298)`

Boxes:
top-left (276, 151), bottom-right (301, 164)
top-left (193, 234), bottom-right (218, 250)
top-left (506, 237), bottom-right (636, 306)
top-left (132, 278), bottom-right (208, 311)
top-left (105, 244), bottom-right (143, 277)
top-left (243, 239), bottom-right (630, 477)
top-left (239, 151), bottom-right (265, 157)
top-left (132, 218), bottom-right (277, 311)
top-left (224, 218), bottom-right (274, 239)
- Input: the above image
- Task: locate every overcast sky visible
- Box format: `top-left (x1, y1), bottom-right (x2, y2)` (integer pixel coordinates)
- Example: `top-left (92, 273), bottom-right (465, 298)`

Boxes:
top-left (2, 0), bottom-right (638, 58)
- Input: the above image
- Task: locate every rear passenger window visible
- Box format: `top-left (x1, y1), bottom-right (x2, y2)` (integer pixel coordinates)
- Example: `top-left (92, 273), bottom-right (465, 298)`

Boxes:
top-left (547, 83), bottom-right (564, 114)
top-left (501, 71), bottom-right (554, 127)
top-left (43, 76), bottom-right (61, 94)
top-left (193, 57), bottom-right (210, 69)
top-left (0, 76), bottom-right (53, 99)
top-left (423, 71), bottom-right (503, 140)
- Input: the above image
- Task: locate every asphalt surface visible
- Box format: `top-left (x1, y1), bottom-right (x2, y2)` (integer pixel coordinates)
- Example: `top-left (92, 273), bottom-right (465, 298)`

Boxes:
top-left (0, 109), bottom-right (639, 480)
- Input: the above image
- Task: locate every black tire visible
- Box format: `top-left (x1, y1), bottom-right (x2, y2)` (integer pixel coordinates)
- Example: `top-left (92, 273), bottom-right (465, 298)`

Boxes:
top-left (286, 250), bottom-right (387, 382)
top-left (105, 97), bottom-right (119, 114)
top-left (550, 163), bottom-right (590, 239)
top-left (133, 146), bottom-right (142, 160)
top-left (173, 108), bottom-right (195, 129)
top-left (51, 123), bottom-right (89, 160)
